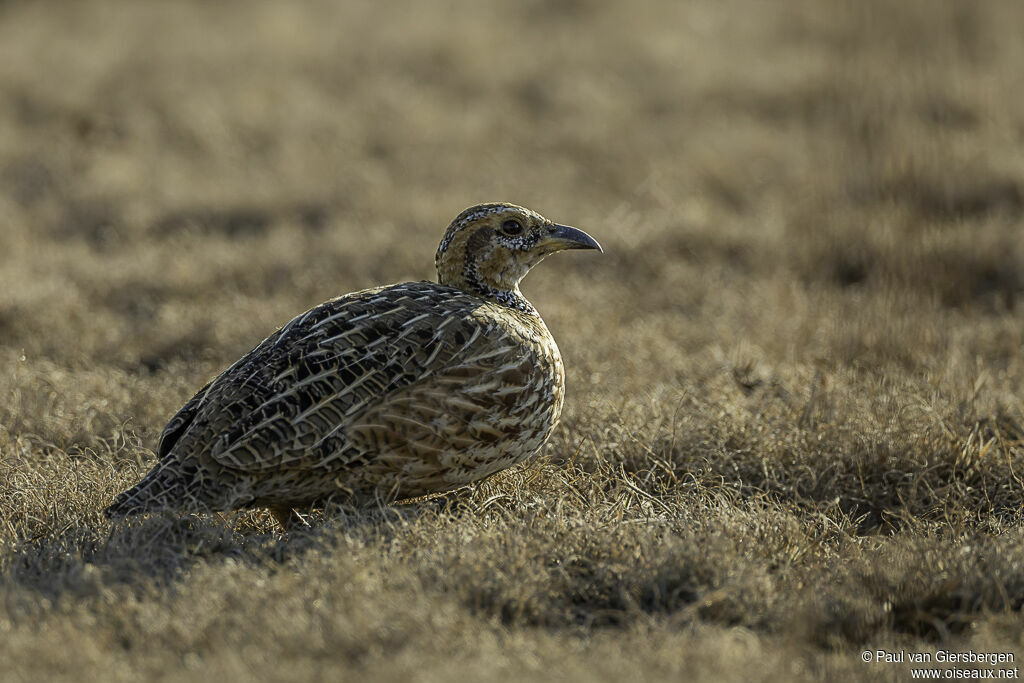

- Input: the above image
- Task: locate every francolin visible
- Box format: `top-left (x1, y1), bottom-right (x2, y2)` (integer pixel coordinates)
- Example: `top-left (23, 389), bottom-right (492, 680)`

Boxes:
top-left (105, 203), bottom-right (601, 528)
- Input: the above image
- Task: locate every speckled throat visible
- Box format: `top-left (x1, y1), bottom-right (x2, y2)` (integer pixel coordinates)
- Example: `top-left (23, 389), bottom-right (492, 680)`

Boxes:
top-left (459, 251), bottom-right (537, 316)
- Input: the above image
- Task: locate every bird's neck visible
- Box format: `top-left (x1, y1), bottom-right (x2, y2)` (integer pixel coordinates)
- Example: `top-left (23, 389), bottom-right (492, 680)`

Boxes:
top-left (459, 258), bottom-right (537, 315)
top-left (477, 285), bottom-right (537, 316)
top-left (434, 256), bottom-right (534, 315)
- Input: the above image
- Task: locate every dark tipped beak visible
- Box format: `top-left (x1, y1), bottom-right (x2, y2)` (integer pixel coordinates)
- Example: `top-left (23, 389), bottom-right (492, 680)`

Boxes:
top-left (547, 224), bottom-right (603, 253)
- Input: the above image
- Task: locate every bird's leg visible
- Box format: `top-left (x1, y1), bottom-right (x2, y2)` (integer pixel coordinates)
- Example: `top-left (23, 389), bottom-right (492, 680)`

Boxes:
top-left (269, 506), bottom-right (300, 532)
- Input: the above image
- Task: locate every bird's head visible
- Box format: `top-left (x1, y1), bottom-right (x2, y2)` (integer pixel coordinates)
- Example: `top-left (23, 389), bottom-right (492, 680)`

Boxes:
top-left (435, 202), bottom-right (602, 312)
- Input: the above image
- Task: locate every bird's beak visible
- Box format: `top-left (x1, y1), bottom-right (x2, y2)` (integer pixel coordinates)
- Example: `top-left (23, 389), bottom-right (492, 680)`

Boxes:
top-left (544, 224), bottom-right (603, 253)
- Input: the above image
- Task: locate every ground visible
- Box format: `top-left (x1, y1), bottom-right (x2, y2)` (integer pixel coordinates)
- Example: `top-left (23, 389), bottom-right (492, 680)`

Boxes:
top-left (1, 0), bottom-right (1023, 681)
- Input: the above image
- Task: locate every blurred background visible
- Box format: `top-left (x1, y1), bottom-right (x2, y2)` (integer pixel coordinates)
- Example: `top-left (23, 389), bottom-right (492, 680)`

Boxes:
top-left (1, 1), bottom-right (1023, 678)
top-left (1, 0), bottom-right (1021, 368)
top-left (2, 0), bottom-right (1024, 471)
top-left (0, 0), bottom-right (1021, 462)
top-left (0, 0), bottom-right (1020, 453)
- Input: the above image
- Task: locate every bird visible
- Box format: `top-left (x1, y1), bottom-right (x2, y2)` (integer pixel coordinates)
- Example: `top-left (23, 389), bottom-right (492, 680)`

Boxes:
top-left (105, 202), bottom-right (602, 528)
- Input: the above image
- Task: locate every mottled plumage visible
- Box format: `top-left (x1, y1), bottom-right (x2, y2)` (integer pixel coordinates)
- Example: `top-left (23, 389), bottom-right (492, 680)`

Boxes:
top-left (106, 203), bottom-right (601, 525)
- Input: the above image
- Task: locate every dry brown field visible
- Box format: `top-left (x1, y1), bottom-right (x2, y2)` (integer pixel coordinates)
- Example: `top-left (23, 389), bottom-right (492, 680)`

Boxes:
top-left (1, 1), bottom-right (1023, 680)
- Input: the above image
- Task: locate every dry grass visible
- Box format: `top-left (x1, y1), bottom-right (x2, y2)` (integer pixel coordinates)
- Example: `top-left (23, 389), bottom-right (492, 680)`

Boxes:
top-left (1, 0), bottom-right (1023, 680)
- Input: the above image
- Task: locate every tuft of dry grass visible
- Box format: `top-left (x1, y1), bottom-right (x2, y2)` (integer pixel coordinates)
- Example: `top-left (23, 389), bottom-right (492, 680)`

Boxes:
top-left (1, 0), bottom-right (1022, 680)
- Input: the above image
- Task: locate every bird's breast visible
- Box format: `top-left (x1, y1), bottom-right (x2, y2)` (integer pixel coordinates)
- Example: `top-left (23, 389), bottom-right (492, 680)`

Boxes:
top-left (480, 304), bottom-right (566, 431)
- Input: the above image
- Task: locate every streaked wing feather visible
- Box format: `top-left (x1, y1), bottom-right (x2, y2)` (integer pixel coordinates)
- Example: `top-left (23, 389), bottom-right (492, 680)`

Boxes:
top-left (203, 283), bottom-right (511, 473)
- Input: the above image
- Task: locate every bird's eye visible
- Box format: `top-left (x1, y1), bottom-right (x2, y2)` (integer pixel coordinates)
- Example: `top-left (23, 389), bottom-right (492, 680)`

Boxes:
top-left (501, 219), bottom-right (523, 235)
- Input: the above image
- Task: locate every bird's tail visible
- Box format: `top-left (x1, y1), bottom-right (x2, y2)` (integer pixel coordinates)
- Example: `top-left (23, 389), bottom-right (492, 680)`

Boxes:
top-left (104, 458), bottom-right (192, 518)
